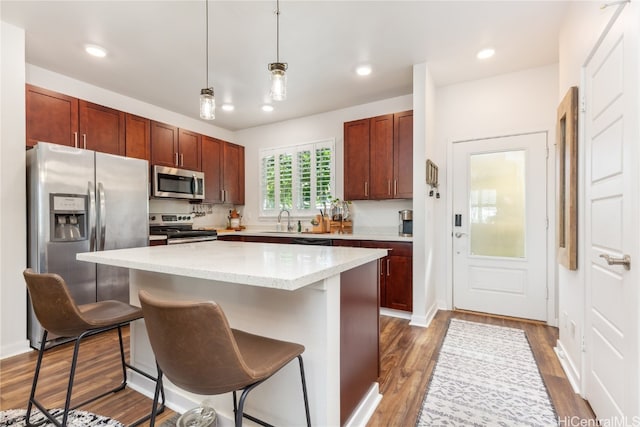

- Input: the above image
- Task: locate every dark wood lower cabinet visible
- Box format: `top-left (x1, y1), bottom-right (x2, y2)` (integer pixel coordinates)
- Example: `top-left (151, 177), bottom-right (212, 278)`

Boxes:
top-left (218, 235), bottom-right (413, 312)
top-left (340, 261), bottom-right (379, 424)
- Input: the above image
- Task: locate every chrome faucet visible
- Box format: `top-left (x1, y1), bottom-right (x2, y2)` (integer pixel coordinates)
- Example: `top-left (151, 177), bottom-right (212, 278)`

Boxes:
top-left (278, 209), bottom-right (293, 232)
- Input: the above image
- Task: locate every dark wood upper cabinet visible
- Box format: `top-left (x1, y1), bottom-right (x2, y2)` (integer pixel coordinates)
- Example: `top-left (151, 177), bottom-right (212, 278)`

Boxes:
top-left (201, 137), bottom-right (245, 205)
top-left (393, 110), bottom-right (413, 199)
top-left (177, 128), bottom-right (201, 171)
top-left (223, 142), bottom-right (245, 205)
top-left (150, 121), bottom-right (178, 168)
top-left (26, 84), bottom-right (78, 148)
top-left (151, 122), bottom-right (201, 171)
top-left (25, 85), bottom-right (244, 195)
top-left (201, 136), bottom-right (224, 203)
top-left (369, 114), bottom-right (394, 199)
top-left (343, 118), bottom-right (370, 200)
top-left (27, 85), bottom-right (129, 157)
top-left (79, 100), bottom-right (125, 156)
top-left (343, 110), bottom-right (413, 201)
top-left (125, 114), bottom-right (151, 161)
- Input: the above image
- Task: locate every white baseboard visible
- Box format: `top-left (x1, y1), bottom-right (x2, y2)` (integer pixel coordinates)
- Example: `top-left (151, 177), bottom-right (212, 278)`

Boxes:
top-left (344, 382), bottom-right (382, 427)
top-left (554, 340), bottom-right (582, 395)
top-left (380, 307), bottom-right (411, 320)
top-left (409, 302), bottom-right (439, 328)
top-left (0, 339), bottom-right (32, 360)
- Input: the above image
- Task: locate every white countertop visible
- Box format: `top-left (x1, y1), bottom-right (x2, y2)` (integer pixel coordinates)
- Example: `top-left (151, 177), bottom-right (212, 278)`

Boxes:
top-left (77, 240), bottom-right (387, 291)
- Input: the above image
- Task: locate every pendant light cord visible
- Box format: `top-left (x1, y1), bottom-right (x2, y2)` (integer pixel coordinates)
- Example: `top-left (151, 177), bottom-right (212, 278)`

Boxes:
top-left (275, 0), bottom-right (280, 62)
top-left (205, 0), bottom-right (209, 87)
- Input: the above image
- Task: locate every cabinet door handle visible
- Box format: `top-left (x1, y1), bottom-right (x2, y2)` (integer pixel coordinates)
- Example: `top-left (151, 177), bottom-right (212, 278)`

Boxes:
top-left (180, 153), bottom-right (184, 167)
top-left (221, 190), bottom-right (225, 202)
top-left (174, 152), bottom-right (179, 166)
top-left (388, 180), bottom-right (391, 196)
top-left (82, 134), bottom-right (87, 149)
top-left (387, 259), bottom-right (390, 276)
top-left (73, 132), bottom-right (78, 148)
top-left (379, 259), bottom-right (384, 276)
top-left (394, 179), bottom-right (397, 196)
top-left (364, 181), bottom-right (369, 197)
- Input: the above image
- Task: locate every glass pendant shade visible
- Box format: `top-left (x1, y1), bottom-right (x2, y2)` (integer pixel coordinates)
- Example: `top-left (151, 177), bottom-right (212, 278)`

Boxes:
top-left (200, 88), bottom-right (215, 120)
top-left (269, 63), bottom-right (287, 101)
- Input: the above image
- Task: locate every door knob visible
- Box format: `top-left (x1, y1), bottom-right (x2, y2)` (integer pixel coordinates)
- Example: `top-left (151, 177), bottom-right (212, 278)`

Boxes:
top-left (454, 232), bottom-right (467, 238)
top-left (599, 254), bottom-right (631, 270)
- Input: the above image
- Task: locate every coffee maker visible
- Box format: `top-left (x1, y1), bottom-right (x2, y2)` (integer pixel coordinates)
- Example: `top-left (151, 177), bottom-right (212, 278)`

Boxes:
top-left (399, 209), bottom-right (413, 237)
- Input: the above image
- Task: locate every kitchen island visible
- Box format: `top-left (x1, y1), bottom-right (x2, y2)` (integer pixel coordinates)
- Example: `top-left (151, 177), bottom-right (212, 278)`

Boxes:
top-left (77, 240), bottom-right (387, 427)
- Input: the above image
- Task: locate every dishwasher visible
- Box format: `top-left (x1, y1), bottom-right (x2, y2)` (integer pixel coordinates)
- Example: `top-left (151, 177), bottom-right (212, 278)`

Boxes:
top-left (290, 237), bottom-right (333, 246)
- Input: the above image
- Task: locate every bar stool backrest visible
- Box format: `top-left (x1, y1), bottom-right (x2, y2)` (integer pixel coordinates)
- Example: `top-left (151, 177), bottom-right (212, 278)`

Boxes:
top-left (23, 268), bottom-right (92, 337)
top-left (138, 290), bottom-right (256, 395)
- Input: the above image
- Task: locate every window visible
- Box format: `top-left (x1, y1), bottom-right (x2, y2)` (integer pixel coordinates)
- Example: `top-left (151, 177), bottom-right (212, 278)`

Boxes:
top-left (260, 139), bottom-right (335, 217)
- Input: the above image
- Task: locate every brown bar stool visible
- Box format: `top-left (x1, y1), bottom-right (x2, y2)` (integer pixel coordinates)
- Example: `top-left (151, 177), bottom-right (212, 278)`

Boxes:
top-left (23, 268), bottom-right (165, 427)
top-left (139, 290), bottom-right (312, 427)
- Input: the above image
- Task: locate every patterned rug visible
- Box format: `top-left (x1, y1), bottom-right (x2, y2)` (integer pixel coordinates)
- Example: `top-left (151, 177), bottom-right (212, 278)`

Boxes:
top-left (416, 319), bottom-right (558, 427)
top-left (0, 409), bottom-right (124, 426)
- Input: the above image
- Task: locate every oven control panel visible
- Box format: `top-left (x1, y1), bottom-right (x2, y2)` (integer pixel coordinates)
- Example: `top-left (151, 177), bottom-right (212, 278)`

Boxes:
top-left (149, 213), bottom-right (194, 226)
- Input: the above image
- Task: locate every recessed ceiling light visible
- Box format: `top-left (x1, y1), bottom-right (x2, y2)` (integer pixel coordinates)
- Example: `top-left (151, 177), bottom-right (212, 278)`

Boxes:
top-left (221, 104), bottom-right (234, 112)
top-left (476, 48), bottom-right (495, 60)
top-left (262, 104), bottom-right (274, 112)
top-left (356, 65), bottom-right (372, 76)
top-left (84, 44), bottom-right (107, 58)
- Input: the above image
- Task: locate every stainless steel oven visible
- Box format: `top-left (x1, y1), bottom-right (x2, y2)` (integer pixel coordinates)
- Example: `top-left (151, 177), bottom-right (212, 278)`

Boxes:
top-left (149, 213), bottom-right (217, 245)
top-left (152, 165), bottom-right (205, 200)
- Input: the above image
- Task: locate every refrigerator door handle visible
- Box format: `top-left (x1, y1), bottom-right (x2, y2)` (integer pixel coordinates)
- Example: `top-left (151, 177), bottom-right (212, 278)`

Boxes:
top-left (97, 182), bottom-right (107, 251)
top-left (88, 181), bottom-right (96, 252)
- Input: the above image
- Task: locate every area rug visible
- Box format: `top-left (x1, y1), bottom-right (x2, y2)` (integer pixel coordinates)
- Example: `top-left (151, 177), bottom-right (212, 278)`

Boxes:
top-left (416, 319), bottom-right (558, 427)
top-left (0, 409), bottom-right (124, 426)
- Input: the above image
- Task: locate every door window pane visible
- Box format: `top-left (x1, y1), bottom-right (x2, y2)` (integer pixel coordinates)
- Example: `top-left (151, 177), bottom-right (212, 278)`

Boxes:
top-left (469, 150), bottom-right (526, 258)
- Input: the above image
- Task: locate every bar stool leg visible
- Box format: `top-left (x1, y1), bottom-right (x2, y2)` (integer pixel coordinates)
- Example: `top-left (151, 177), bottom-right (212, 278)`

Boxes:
top-left (25, 331), bottom-right (48, 427)
top-left (298, 355), bottom-right (312, 427)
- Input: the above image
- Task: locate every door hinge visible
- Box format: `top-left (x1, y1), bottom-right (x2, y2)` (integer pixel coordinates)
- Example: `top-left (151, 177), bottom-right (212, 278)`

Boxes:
top-left (581, 335), bottom-right (587, 353)
top-left (546, 217), bottom-right (549, 230)
top-left (580, 97), bottom-right (586, 113)
top-left (546, 146), bottom-right (549, 159)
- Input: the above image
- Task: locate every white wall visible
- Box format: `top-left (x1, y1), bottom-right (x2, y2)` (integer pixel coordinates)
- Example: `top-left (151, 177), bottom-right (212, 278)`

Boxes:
top-left (410, 63), bottom-right (438, 327)
top-left (1, 22), bottom-right (29, 358)
top-left (434, 64), bottom-right (559, 320)
top-left (234, 95), bottom-right (413, 230)
top-left (555, 1), bottom-right (619, 394)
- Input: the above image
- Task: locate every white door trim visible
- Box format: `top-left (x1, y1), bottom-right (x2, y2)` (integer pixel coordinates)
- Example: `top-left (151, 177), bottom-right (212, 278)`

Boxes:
top-left (445, 130), bottom-right (557, 325)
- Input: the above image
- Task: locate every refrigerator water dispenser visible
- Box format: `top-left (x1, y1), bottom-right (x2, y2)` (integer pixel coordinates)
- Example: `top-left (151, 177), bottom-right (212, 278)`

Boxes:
top-left (50, 194), bottom-right (87, 242)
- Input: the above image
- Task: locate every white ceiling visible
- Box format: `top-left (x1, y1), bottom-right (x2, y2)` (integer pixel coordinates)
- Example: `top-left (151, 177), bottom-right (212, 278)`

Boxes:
top-left (1, 1), bottom-right (570, 131)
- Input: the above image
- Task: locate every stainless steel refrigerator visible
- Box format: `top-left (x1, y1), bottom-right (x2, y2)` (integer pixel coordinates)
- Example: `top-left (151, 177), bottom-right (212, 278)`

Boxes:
top-left (26, 142), bottom-right (148, 348)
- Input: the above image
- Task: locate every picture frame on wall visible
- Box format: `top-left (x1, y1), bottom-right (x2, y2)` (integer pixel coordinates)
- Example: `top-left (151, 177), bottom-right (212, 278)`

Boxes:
top-left (556, 86), bottom-right (578, 270)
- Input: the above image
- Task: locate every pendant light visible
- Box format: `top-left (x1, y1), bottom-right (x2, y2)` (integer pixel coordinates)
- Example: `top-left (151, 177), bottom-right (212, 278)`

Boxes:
top-left (268, 0), bottom-right (287, 101)
top-left (199, 0), bottom-right (215, 120)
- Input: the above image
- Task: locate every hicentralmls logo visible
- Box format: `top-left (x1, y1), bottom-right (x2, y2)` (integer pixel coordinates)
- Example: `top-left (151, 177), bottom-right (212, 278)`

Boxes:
top-left (559, 416), bottom-right (640, 427)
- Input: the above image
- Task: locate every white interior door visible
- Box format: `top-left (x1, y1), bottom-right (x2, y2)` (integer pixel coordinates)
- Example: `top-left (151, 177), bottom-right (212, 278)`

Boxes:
top-left (452, 133), bottom-right (547, 321)
top-left (584, 2), bottom-right (639, 420)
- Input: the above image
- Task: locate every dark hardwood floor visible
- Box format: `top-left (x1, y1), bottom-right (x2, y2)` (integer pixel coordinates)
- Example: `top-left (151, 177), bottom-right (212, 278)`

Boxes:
top-left (368, 310), bottom-right (595, 426)
top-left (0, 310), bottom-right (594, 426)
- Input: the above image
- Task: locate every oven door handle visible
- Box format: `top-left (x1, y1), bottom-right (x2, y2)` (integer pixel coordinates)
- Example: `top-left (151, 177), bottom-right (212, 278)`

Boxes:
top-left (167, 236), bottom-right (217, 245)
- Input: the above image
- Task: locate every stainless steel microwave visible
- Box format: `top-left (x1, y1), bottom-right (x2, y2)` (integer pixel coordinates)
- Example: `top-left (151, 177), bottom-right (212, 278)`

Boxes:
top-left (152, 165), bottom-right (205, 200)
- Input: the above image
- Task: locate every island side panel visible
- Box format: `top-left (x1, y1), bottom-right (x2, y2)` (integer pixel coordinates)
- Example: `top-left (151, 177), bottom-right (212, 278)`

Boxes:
top-left (340, 260), bottom-right (380, 425)
top-left (128, 269), bottom-right (341, 427)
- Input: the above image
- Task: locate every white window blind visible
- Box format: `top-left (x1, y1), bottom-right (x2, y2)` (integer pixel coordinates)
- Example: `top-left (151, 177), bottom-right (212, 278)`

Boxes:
top-left (259, 139), bottom-right (335, 217)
